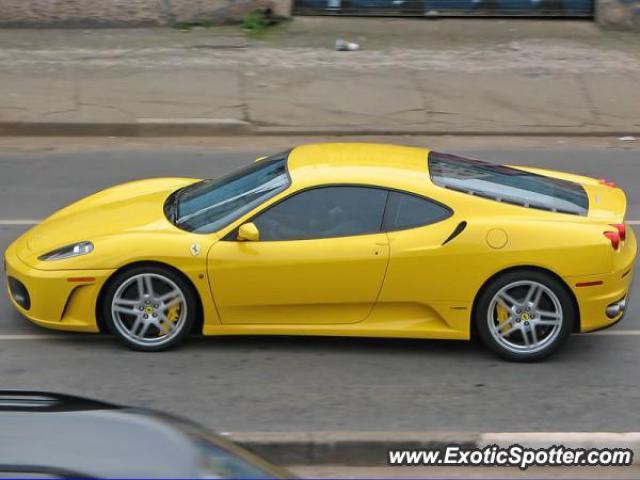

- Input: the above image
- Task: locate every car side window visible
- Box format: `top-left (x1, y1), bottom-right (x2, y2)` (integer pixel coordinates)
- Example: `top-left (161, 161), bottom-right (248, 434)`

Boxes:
top-left (383, 191), bottom-right (451, 231)
top-left (253, 186), bottom-right (388, 241)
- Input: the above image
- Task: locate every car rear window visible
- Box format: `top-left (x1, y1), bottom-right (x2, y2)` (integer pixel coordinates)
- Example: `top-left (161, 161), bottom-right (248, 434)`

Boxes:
top-left (428, 152), bottom-right (588, 216)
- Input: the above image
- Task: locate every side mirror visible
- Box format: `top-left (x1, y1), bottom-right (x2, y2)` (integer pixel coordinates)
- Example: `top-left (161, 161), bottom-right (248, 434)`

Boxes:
top-left (237, 222), bottom-right (260, 242)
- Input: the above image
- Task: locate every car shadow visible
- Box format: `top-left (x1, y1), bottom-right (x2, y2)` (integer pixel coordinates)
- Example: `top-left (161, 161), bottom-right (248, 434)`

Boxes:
top-left (1, 310), bottom-right (609, 365)
top-left (189, 333), bottom-right (483, 356)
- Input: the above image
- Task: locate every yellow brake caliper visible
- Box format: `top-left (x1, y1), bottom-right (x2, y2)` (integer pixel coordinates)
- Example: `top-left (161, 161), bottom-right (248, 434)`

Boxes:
top-left (159, 304), bottom-right (180, 336)
top-left (496, 303), bottom-right (510, 334)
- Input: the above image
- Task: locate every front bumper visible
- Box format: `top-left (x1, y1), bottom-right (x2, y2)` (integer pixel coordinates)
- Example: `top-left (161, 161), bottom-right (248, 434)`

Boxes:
top-left (4, 246), bottom-right (114, 333)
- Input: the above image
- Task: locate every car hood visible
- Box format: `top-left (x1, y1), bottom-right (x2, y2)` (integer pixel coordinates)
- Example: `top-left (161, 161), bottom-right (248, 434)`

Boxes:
top-left (15, 177), bottom-right (199, 264)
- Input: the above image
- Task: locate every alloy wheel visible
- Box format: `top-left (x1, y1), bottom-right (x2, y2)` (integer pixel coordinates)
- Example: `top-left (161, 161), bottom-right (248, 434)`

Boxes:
top-left (110, 273), bottom-right (188, 347)
top-left (487, 280), bottom-right (563, 355)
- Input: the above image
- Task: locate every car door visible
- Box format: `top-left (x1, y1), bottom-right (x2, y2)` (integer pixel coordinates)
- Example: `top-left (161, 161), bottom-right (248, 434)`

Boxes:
top-left (207, 186), bottom-right (390, 325)
top-left (376, 190), bottom-right (463, 310)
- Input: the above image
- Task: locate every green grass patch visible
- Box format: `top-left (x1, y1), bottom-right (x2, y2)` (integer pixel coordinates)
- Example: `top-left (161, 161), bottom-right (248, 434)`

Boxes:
top-left (241, 9), bottom-right (282, 36)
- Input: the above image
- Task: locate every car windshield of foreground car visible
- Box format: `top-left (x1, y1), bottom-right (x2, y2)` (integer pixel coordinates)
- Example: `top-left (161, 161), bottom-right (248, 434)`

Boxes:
top-left (428, 151), bottom-right (588, 216)
top-left (169, 153), bottom-right (290, 233)
top-left (162, 414), bottom-right (286, 479)
top-left (195, 440), bottom-right (279, 479)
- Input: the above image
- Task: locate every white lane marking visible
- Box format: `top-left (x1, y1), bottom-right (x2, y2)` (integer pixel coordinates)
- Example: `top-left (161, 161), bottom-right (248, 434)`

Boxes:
top-left (0, 220), bottom-right (41, 225)
top-left (0, 332), bottom-right (639, 340)
top-left (627, 220), bottom-right (640, 225)
top-left (588, 330), bottom-right (640, 336)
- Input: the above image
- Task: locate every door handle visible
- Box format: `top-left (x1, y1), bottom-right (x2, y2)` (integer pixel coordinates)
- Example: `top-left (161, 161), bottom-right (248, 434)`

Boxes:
top-left (375, 241), bottom-right (388, 246)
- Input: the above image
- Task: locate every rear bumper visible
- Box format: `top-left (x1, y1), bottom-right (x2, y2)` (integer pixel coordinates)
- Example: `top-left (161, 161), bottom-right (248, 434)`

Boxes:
top-left (4, 245), bottom-right (113, 332)
top-left (568, 255), bottom-right (636, 333)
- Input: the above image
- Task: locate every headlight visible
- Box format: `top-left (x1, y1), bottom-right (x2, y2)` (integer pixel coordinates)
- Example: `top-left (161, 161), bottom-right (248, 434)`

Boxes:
top-left (38, 241), bottom-right (94, 261)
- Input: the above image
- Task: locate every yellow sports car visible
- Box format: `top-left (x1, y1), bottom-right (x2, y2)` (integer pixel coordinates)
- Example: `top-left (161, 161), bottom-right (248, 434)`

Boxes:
top-left (4, 143), bottom-right (636, 361)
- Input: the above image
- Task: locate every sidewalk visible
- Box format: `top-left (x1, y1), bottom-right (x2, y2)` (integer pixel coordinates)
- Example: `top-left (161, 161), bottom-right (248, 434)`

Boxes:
top-left (290, 465), bottom-right (640, 478)
top-left (1, 18), bottom-right (640, 136)
top-left (229, 431), bottom-right (640, 467)
top-left (228, 431), bottom-right (640, 478)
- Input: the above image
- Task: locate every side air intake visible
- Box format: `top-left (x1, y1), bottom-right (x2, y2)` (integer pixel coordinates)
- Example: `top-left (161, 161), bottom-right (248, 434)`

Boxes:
top-left (442, 221), bottom-right (467, 246)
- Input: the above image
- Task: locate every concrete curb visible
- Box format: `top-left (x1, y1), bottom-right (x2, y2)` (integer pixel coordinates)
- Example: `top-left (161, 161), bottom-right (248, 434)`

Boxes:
top-left (1, 121), bottom-right (640, 138)
top-left (226, 432), bottom-right (640, 466)
top-left (253, 127), bottom-right (640, 138)
top-left (0, 120), bottom-right (252, 137)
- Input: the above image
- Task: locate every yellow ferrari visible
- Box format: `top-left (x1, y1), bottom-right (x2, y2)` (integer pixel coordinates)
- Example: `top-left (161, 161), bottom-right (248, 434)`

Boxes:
top-left (4, 143), bottom-right (636, 361)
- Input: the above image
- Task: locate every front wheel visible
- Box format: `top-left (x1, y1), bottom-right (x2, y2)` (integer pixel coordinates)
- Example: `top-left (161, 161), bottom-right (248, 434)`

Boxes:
top-left (102, 266), bottom-right (196, 352)
top-left (475, 270), bottom-right (575, 362)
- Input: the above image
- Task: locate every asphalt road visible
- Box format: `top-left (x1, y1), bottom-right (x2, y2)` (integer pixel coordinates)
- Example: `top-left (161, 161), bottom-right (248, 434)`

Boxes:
top-left (1, 144), bottom-right (639, 432)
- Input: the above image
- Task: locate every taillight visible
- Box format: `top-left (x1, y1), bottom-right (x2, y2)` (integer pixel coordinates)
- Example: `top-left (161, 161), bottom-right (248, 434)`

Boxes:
top-left (598, 178), bottom-right (617, 188)
top-left (610, 223), bottom-right (626, 242)
top-left (604, 231), bottom-right (620, 250)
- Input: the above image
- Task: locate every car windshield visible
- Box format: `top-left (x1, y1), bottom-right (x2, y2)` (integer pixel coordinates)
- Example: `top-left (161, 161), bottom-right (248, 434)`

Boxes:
top-left (169, 152), bottom-right (291, 233)
top-left (428, 151), bottom-right (588, 216)
top-left (159, 414), bottom-right (284, 479)
top-left (195, 440), bottom-right (280, 479)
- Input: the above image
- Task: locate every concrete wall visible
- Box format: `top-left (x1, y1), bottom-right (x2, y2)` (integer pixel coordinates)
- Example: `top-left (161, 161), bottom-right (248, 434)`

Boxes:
top-left (596, 0), bottom-right (640, 30)
top-left (0, 0), bottom-right (292, 27)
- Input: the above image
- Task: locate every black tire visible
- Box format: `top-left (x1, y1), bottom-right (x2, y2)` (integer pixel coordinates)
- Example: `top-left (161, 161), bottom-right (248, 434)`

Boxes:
top-left (101, 265), bottom-right (196, 352)
top-left (475, 270), bottom-right (575, 362)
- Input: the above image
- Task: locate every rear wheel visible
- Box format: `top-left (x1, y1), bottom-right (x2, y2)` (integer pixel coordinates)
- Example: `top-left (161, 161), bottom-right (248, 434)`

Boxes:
top-left (475, 270), bottom-right (575, 362)
top-left (102, 266), bottom-right (196, 352)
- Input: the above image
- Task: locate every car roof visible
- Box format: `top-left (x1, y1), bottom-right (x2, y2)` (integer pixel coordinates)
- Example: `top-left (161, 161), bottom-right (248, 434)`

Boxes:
top-left (0, 391), bottom-right (283, 479)
top-left (0, 390), bottom-right (120, 412)
top-left (286, 143), bottom-right (432, 189)
top-left (0, 412), bottom-right (199, 477)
